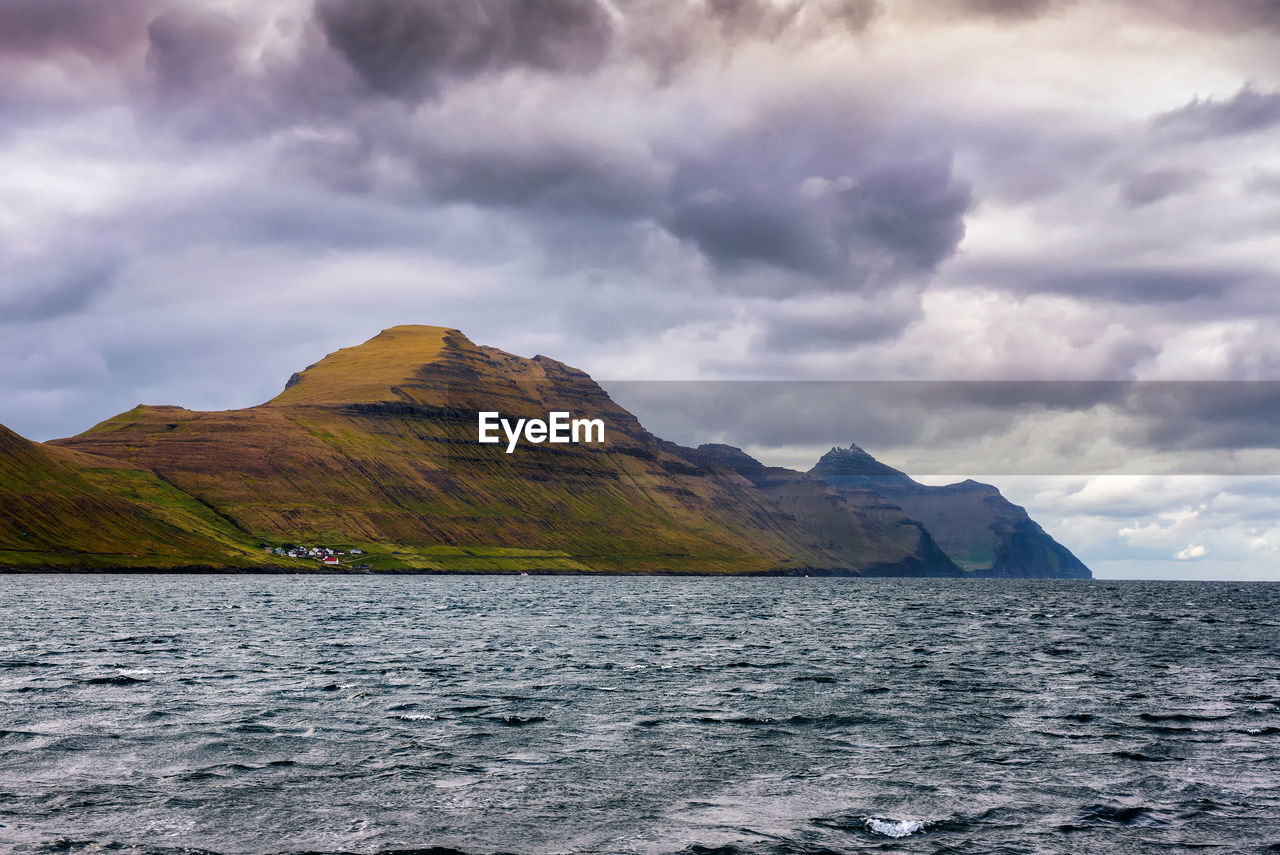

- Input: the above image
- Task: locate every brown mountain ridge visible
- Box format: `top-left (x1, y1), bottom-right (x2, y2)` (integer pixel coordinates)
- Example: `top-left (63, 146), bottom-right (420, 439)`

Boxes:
top-left (2, 325), bottom-right (1089, 577)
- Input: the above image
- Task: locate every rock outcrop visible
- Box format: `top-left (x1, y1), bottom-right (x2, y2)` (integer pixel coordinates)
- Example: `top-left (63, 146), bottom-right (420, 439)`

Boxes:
top-left (811, 444), bottom-right (1090, 578)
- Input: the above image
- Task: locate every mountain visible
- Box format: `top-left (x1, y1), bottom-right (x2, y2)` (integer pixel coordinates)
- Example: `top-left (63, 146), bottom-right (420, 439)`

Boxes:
top-left (695, 444), bottom-right (964, 577)
top-left (41, 326), bottom-right (875, 574)
top-left (810, 444), bottom-right (1091, 579)
top-left (2, 325), bottom-right (1089, 577)
top-left (0, 423), bottom-right (274, 570)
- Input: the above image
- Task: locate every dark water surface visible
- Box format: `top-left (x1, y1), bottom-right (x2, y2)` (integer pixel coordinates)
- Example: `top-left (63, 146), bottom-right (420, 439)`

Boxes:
top-left (1, 576), bottom-right (1278, 855)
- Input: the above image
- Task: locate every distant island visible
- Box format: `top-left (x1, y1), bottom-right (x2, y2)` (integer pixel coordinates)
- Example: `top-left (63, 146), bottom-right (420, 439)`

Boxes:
top-left (0, 326), bottom-right (1088, 578)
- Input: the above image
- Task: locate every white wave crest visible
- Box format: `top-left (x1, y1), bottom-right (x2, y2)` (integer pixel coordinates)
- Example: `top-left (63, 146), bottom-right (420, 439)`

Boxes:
top-left (865, 816), bottom-right (927, 837)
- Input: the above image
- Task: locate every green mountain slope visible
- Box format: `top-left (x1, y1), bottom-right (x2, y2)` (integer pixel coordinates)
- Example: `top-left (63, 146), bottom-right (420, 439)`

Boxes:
top-left (47, 326), bottom-right (858, 574)
top-left (6, 326), bottom-right (1089, 577)
top-left (0, 424), bottom-right (279, 570)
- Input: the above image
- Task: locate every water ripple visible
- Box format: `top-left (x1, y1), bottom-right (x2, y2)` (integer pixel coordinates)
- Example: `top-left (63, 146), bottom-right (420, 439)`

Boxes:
top-left (0, 576), bottom-right (1277, 854)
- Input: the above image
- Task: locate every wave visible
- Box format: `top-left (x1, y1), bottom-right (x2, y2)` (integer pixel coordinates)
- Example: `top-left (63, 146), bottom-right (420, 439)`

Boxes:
top-left (863, 816), bottom-right (929, 837)
top-left (1138, 712), bottom-right (1231, 723)
top-left (83, 674), bottom-right (148, 686)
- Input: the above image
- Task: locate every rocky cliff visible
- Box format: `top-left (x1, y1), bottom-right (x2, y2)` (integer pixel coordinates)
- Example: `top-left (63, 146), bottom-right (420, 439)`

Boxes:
top-left (810, 444), bottom-right (1091, 579)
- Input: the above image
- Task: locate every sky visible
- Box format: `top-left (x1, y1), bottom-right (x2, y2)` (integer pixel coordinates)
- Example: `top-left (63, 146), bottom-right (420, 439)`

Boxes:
top-left (3, 0), bottom-right (1280, 579)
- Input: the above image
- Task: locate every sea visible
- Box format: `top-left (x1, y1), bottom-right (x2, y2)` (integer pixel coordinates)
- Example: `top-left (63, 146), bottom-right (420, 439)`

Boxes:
top-left (0, 575), bottom-right (1277, 855)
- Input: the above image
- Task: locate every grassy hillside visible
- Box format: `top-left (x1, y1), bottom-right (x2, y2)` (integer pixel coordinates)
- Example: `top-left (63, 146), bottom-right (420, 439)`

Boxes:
top-left (0, 424), bottom-right (281, 570)
top-left (14, 327), bottom-right (1086, 577)
top-left (49, 327), bottom-right (857, 574)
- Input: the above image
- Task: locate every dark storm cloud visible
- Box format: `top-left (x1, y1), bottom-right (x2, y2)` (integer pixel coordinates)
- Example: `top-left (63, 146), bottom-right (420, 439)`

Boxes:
top-left (667, 129), bottom-right (971, 286)
top-left (415, 139), bottom-right (665, 217)
top-left (145, 7), bottom-right (252, 107)
top-left (702, 0), bottom-right (801, 38)
top-left (314, 0), bottom-right (614, 98)
top-left (669, 190), bottom-right (834, 276)
top-left (0, 0), bottom-right (966, 292)
top-left (0, 0), bottom-right (167, 115)
top-left (1153, 86), bottom-right (1280, 139)
top-left (1130, 383), bottom-right (1280, 451)
top-left (0, 0), bottom-right (159, 59)
top-left (276, 86), bottom-right (970, 293)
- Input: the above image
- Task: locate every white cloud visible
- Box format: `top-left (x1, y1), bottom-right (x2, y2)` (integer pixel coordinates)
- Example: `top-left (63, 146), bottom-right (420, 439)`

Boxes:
top-left (1176, 543), bottom-right (1209, 560)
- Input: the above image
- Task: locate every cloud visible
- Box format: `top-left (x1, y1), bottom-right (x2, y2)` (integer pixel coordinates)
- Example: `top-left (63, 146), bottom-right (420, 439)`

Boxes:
top-left (0, 0), bottom-right (158, 60)
top-left (1153, 86), bottom-right (1280, 140)
top-left (1175, 543), bottom-right (1208, 559)
top-left (314, 0), bottom-right (614, 99)
top-left (602, 380), bottom-right (1280, 478)
top-left (950, 0), bottom-right (1061, 20)
top-left (959, 258), bottom-right (1254, 305)
top-left (1119, 167), bottom-right (1205, 207)
top-left (3, 0), bottom-right (1280, 584)
top-left (0, 255), bottom-right (121, 324)
top-left (1146, 0), bottom-right (1280, 34)
top-left (667, 122), bottom-right (971, 286)
top-left (145, 8), bottom-right (249, 100)
top-left (753, 290), bottom-right (925, 352)
top-left (928, 0), bottom-right (1280, 33)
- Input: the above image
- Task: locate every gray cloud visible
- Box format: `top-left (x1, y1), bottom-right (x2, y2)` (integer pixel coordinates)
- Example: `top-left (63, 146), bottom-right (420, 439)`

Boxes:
top-left (667, 122), bottom-right (971, 286)
top-left (755, 306), bottom-right (923, 352)
top-left (1151, 0), bottom-right (1280, 34)
top-left (952, 0), bottom-right (1061, 19)
top-left (1249, 171), bottom-right (1280, 195)
top-left (702, 0), bottom-right (803, 38)
top-left (0, 0), bottom-right (159, 59)
top-left (1119, 167), bottom-right (1205, 208)
top-left (1129, 382), bottom-right (1280, 452)
top-left (604, 380), bottom-right (1280, 476)
top-left (967, 261), bottom-right (1253, 304)
top-left (314, 0), bottom-right (614, 99)
top-left (934, 0), bottom-right (1280, 32)
top-left (0, 255), bottom-right (121, 325)
top-left (269, 78), bottom-right (970, 296)
top-left (146, 8), bottom-right (248, 101)
top-left (1040, 268), bottom-right (1245, 304)
top-left (414, 136), bottom-right (667, 217)
top-left (1153, 86), bottom-right (1280, 139)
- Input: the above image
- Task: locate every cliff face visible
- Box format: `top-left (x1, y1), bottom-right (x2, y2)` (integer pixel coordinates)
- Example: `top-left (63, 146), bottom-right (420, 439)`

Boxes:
top-left (695, 444), bottom-right (964, 577)
top-left (810, 445), bottom-right (1091, 579)
top-left (46, 327), bottom-right (853, 573)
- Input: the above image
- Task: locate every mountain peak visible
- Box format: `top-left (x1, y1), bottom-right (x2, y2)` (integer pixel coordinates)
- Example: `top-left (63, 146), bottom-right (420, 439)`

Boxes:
top-left (267, 325), bottom-right (472, 406)
top-left (697, 443), bottom-right (766, 474)
top-left (810, 443), bottom-right (910, 480)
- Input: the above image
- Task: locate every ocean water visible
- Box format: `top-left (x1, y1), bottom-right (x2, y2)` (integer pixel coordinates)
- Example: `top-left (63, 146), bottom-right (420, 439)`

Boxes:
top-left (0, 576), bottom-right (1277, 855)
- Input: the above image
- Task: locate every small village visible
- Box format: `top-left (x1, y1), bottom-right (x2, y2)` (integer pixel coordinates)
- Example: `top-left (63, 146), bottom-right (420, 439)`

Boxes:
top-left (266, 544), bottom-right (364, 566)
